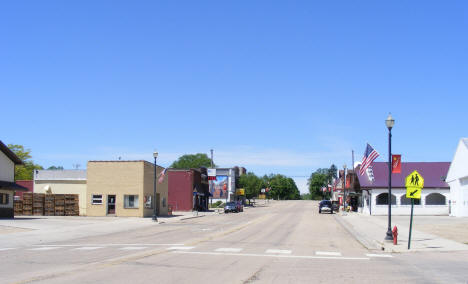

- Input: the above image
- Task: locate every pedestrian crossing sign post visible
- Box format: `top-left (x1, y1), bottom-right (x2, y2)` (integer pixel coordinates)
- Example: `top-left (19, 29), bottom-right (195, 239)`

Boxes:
top-left (405, 170), bottom-right (424, 199)
top-left (405, 170), bottom-right (424, 250)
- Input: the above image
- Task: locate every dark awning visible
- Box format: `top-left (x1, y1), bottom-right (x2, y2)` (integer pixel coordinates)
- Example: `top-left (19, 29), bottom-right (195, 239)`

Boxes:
top-left (0, 181), bottom-right (28, 191)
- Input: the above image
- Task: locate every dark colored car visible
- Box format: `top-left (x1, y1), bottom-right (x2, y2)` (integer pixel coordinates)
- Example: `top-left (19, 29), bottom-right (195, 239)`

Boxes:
top-left (319, 200), bottom-right (333, 214)
top-left (224, 202), bottom-right (238, 213)
top-left (332, 201), bottom-right (340, 212)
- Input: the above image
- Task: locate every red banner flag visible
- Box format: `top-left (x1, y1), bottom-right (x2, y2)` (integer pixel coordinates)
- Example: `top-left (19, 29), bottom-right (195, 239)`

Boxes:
top-left (392, 155), bottom-right (401, 173)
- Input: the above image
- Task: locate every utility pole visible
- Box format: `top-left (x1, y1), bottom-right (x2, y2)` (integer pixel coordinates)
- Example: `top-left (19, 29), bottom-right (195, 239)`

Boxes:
top-left (210, 149), bottom-right (214, 168)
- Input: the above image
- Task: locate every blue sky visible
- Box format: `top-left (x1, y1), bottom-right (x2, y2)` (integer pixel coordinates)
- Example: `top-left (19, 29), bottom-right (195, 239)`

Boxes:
top-left (1, 1), bottom-right (467, 193)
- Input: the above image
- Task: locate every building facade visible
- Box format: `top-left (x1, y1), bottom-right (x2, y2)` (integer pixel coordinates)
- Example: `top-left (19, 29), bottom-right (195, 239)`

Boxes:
top-left (358, 162), bottom-right (450, 216)
top-left (447, 138), bottom-right (468, 217)
top-left (34, 170), bottom-right (87, 215)
top-left (86, 161), bottom-right (168, 217)
top-left (167, 168), bottom-right (210, 211)
top-left (0, 141), bottom-right (27, 218)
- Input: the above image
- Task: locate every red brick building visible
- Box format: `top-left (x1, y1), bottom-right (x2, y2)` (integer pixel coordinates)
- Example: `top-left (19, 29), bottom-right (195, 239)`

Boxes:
top-left (168, 168), bottom-right (209, 211)
top-left (15, 180), bottom-right (33, 200)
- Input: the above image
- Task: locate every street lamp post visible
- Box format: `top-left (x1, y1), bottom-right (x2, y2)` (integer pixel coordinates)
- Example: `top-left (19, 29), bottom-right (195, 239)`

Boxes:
top-left (343, 164), bottom-right (347, 213)
top-left (385, 114), bottom-right (395, 240)
top-left (152, 151), bottom-right (158, 222)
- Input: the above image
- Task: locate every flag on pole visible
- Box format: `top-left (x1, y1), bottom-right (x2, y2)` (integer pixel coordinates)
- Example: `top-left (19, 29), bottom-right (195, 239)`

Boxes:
top-left (158, 168), bottom-right (167, 184)
top-left (392, 155), bottom-right (401, 173)
top-left (359, 143), bottom-right (380, 176)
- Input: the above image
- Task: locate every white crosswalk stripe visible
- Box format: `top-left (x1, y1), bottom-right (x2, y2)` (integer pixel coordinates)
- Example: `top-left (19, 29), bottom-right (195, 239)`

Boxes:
top-left (315, 251), bottom-right (342, 256)
top-left (73, 247), bottom-right (104, 251)
top-left (0, 248), bottom-right (16, 251)
top-left (29, 247), bottom-right (61, 251)
top-left (215, 248), bottom-right (243, 253)
top-left (167, 246), bottom-right (195, 250)
top-left (265, 249), bottom-right (292, 254)
top-left (119, 247), bottom-right (148, 250)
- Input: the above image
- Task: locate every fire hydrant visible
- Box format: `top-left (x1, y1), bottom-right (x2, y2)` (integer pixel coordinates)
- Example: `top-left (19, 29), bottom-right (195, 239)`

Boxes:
top-left (392, 226), bottom-right (398, 245)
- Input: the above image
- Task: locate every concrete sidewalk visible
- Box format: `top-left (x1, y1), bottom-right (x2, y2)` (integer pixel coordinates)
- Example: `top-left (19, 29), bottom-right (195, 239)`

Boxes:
top-left (335, 213), bottom-right (468, 253)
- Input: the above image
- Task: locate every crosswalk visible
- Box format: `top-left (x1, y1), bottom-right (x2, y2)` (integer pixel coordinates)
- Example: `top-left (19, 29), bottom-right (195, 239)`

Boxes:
top-left (0, 245), bottom-right (393, 259)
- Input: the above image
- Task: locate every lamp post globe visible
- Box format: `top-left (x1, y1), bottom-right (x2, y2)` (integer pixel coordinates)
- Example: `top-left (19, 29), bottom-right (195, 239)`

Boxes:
top-left (385, 114), bottom-right (394, 240)
top-left (152, 150), bottom-right (158, 222)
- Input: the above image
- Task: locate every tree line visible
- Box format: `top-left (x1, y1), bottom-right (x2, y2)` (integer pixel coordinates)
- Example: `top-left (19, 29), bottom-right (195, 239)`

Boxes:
top-left (305, 164), bottom-right (338, 200)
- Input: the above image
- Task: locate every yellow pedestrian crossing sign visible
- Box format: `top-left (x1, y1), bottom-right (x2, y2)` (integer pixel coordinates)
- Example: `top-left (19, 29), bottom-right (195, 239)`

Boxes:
top-left (405, 170), bottom-right (424, 199)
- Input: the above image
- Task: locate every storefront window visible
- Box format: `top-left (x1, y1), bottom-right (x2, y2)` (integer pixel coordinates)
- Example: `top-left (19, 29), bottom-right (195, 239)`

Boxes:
top-left (0, 193), bottom-right (9, 205)
top-left (91, 194), bottom-right (103, 205)
top-left (124, 195), bottom-right (139, 208)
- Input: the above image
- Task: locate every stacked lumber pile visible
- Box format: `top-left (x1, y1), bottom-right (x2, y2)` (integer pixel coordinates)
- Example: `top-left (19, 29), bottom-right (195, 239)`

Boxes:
top-left (33, 193), bottom-right (45, 216)
top-left (65, 194), bottom-right (79, 216)
top-left (14, 193), bottom-right (79, 216)
top-left (44, 194), bottom-right (55, 216)
top-left (22, 193), bottom-right (33, 216)
top-left (14, 200), bottom-right (23, 215)
top-left (54, 194), bottom-right (65, 216)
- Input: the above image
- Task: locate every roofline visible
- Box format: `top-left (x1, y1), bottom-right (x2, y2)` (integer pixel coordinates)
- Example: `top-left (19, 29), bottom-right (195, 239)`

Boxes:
top-left (0, 141), bottom-right (23, 165)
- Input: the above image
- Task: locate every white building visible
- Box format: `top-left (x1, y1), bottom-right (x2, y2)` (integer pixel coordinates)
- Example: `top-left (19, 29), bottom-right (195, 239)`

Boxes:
top-left (34, 169), bottom-right (87, 215)
top-left (447, 138), bottom-right (468, 217)
top-left (0, 141), bottom-right (28, 218)
top-left (358, 162), bottom-right (450, 216)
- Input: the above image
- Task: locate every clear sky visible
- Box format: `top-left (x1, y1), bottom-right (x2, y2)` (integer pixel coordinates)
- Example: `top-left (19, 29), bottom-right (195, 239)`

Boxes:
top-left (1, 1), bottom-right (467, 193)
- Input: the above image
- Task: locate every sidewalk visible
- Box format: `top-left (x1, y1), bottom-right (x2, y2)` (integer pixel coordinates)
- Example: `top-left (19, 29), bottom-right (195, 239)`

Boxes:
top-left (335, 212), bottom-right (468, 253)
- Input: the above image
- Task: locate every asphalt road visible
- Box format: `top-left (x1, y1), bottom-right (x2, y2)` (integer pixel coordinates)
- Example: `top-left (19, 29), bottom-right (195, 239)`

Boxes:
top-left (2, 201), bottom-right (468, 284)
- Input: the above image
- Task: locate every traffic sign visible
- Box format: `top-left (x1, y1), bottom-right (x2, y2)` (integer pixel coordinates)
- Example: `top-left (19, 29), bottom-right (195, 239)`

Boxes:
top-left (405, 170), bottom-right (424, 199)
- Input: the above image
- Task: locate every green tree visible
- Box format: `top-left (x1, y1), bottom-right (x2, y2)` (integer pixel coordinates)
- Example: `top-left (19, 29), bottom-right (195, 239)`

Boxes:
top-left (7, 144), bottom-right (43, 180)
top-left (47, 166), bottom-right (64, 170)
top-left (237, 173), bottom-right (265, 203)
top-left (170, 153), bottom-right (214, 169)
top-left (308, 170), bottom-right (328, 200)
top-left (266, 174), bottom-right (300, 200)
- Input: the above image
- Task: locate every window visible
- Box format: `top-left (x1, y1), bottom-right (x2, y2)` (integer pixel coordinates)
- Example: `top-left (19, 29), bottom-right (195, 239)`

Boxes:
top-left (425, 193), bottom-right (446, 205)
top-left (92, 194), bottom-right (103, 205)
top-left (400, 195), bottom-right (421, 205)
top-left (0, 193), bottom-right (9, 205)
top-left (124, 195), bottom-right (139, 209)
top-left (376, 193), bottom-right (396, 205)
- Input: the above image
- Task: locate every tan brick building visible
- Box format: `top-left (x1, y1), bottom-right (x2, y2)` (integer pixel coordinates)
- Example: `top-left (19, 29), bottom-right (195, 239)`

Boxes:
top-left (86, 161), bottom-right (168, 217)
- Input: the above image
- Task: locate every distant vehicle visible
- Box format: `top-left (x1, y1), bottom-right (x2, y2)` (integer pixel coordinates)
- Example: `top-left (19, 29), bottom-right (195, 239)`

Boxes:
top-left (224, 202), bottom-right (238, 213)
top-left (236, 201), bottom-right (244, 212)
top-left (319, 200), bottom-right (333, 214)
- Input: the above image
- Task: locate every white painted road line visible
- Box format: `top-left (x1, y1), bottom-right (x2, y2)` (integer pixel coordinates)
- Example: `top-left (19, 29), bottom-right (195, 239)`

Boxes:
top-left (366, 254), bottom-right (393, 258)
top-left (172, 251), bottom-right (369, 261)
top-left (73, 247), bottom-right (104, 251)
top-left (119, 247), bottom-right (148, 251)
top-left (316, 251), bottom-right (342, 256)
top-left (0, 248), bottom-right (16, 251)
top-left (265, 249), bottom-right (292, 254)
top-left (28, 247), bottom-right (61, 251)
top-left (167, 246), bottom-right (195, 251)
top-left (215, 248), bottom-right (243, 253)
top-left (33, 243), bottom-right (184, 247)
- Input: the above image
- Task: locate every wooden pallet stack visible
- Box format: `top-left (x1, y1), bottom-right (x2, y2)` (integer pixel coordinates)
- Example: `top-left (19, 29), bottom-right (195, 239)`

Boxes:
top-left (22, 192), bottom-right (33, 216)
top-left (14, 200), bottom-right (23, 215)
top-left (54, 194), bottom-right (65, 216)
top-left (44, 194), bottom-right (55, 216)
top-left (33, 193), bottom-right (45, 216)
top-left (65, 194), bottom-right (79, 216)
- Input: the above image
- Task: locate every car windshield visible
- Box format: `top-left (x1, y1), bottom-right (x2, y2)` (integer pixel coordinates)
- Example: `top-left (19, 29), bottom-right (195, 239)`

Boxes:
top-left (321, 201), bottom-right (332, 206)
top-left (226, 202), bottom-right (236, 206)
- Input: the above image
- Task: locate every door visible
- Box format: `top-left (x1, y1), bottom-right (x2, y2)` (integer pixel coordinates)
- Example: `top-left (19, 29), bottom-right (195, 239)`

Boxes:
top-left (107, 195), bottom-right (116, 215)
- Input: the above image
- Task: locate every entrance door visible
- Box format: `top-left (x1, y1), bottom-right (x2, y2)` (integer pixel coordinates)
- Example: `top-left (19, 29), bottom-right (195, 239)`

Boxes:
top-left (107, 195), bottom-right (116, 215)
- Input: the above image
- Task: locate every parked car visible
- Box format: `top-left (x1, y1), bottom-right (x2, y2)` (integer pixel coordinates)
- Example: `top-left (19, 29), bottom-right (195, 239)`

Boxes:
top-left (236, 201), bottom-right (244, 212)
top-left (224, 202), bottom-right (238, 213)
top-left (319, 200), bottom-right (333, 214)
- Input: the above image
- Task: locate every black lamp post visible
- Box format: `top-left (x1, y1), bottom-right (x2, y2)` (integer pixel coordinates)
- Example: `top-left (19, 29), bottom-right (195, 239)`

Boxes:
top-left (343, 163), bottom-right (347, 213)
top-left (385, 114), bottom-right (395, 240)
top-left (152, 150), bottom-right (158, 222)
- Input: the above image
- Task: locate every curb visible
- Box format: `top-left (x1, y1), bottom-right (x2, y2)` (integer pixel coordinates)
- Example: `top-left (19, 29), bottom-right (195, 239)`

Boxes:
top-left (334, 214), bottom-right (383, 251)
top-left (180, 215), bottom-right (206, 221)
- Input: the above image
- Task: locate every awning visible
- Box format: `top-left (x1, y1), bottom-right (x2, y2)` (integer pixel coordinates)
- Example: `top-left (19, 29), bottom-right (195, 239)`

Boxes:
top-left (0, 181), bottom-right (28, 191)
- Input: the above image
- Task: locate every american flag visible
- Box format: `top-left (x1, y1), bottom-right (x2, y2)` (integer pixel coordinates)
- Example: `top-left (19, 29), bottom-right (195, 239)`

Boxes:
top-left (158, 168), bottom-right (167, 184)
top-left (359, 144), bottom-right (379, 176)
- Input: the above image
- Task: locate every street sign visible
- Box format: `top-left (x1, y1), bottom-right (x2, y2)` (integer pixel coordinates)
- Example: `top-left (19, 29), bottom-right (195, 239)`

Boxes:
top-left (405, 170), bottom-right (424, 250)
top-left (405, 170), bottom-right (424, 199)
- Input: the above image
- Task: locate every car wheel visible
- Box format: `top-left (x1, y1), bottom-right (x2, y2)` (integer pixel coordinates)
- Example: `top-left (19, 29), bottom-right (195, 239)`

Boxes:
top-left (319, 210), bottom-right (321, 214)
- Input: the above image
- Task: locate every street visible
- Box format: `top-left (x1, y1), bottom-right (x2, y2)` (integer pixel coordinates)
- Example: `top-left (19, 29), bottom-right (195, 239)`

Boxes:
top-left (1, 201), bottom-right (468, 284)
